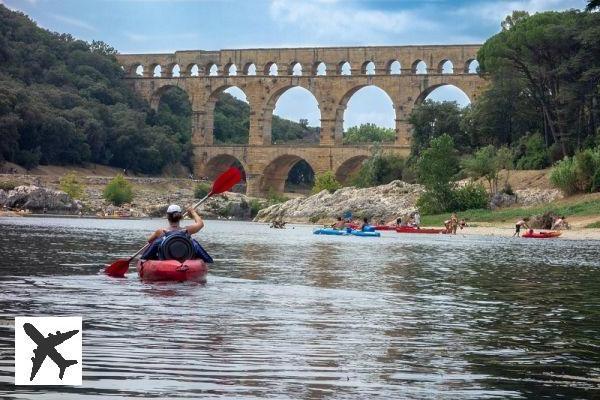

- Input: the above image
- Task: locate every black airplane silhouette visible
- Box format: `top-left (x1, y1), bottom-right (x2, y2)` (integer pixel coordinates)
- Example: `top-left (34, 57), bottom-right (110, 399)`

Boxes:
top-left (23, 323), bottom-right (79, 381)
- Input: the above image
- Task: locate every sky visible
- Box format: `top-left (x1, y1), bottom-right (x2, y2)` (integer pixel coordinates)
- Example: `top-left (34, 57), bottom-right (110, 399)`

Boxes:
top-left (1, 0), bottom-right (588, 129)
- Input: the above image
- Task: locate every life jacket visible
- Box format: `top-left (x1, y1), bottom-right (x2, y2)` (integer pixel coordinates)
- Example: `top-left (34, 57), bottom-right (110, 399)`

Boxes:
top-left (141, 230), bottom-right (213, 263)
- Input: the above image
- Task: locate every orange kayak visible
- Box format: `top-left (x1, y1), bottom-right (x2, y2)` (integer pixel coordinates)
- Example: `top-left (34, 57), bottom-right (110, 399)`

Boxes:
top-left (522, 230), bottom-right (562, 238)
top-left (136, 259), bottom-right (208, 282)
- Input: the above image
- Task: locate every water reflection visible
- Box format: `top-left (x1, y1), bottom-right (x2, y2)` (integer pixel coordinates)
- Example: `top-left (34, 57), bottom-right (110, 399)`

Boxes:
top-left (0, 217), bottom-right (599, 399)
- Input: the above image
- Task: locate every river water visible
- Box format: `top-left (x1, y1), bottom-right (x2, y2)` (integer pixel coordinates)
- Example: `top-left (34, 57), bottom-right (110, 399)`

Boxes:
top-left (0, 217), bottom-right (599, 399)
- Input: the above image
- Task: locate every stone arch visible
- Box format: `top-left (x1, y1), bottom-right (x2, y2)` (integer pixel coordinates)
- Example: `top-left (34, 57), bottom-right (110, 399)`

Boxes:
top-left (225, 63), bottom-right (238, 76)
top-left (412, 59), bottom-right (427, 74)
top-left (128, 63), bottom-right (143, 77)
top-left (169, 63), bottom-right (180, 77)
top-left (243, 62), bottom-right (256, 75)
top-left (265, 62), bottom-right (279, 76)
top-left (438, 59), bottom-right (453, 74)
top-left (149, 63), bottom-right (161, 77)
top-left (207, 85), bottom-right (250, 144)
top-left (185, 63), bottom-right (200, 77)
top-left (149, 84), bottom-right (190, 111)
top-left (335, 155), bottom-right (369, 184)
top-left (314, 61), bottom-right (326, 76)
top-left (414, 83), bottom-right (472, 106)
top-left (203, 154), bottom-right (247, 184)
top-left (465, 59), bottom-right (479, 74)
top-left (362, 61), bottom-right (375, 75)
top-left (260, 154), bottom-right (316, 194)
top-left (290, 62), bottom-right (302, 76)
top-left (207, 63), bottom-right (219, 76)
top-left (388, 60), bottom-right (401, 75)
top-left (337, 84), bottom-right (396, 143)
top-left (338, 61), bottom-right (351, 75)
top-left (263, 84), bottom-right (320, 144)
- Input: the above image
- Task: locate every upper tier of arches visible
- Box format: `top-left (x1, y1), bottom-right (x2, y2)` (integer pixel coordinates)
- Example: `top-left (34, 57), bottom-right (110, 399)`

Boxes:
top-left (118, 45), bottom-right (481, 78)
top-left (125, 57), bottom-right (480, 78)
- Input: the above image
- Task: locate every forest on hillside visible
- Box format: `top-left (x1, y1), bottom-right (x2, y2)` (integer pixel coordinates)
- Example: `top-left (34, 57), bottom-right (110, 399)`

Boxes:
top-left (0, 5), bottom-right (322, 174)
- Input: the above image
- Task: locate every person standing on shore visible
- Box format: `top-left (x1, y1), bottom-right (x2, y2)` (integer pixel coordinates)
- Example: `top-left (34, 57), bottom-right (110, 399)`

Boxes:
top-left (513, 217), bottom-right (530, 237)
top-left (450, 213), bottom-right (459, 234)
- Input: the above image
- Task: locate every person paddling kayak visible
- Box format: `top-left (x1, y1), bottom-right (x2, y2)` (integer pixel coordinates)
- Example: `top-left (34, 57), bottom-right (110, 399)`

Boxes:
top-left (147, 204), bottom-right (204, 242)
top-left (142, 204), bottom-right (212, 262)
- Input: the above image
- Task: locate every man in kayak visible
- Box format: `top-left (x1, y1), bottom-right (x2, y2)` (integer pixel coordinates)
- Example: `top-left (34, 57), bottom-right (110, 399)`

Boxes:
top-left (512, 217), bottom-right (530, 237)
top-left (147, 204), bottom-right (204, 243)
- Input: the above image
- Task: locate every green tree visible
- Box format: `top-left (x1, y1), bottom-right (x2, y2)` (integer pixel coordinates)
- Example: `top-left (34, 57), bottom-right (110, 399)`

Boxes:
top-left (587, 0), bottom-right (600, 11)
top-left (461, 145), bottom-right (513, 195)
top-left (514, 133), bottom-right (550, 170)
top-left (59, 172), bottom-right (85, 200)
top-left (103, 174), bottom-right (133, 206)
top-left (343, 123), bottom-right (395, 144)
top-left (416, 134), bottom-right (460, 214)
top-left (478, 10), bottom-right (600, 156)
top-left (312, 171), bottom-right (341, 194)
top-left (408, 100), bottom-right (466, 156)
top-left (350, 150), bottom-right (405, 188)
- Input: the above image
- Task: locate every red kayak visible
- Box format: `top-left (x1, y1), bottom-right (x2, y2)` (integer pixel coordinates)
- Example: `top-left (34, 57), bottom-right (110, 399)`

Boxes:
top-left (396, 226), bottom-right (447, 234)
top-left (521, 230), bottom-right (562, 239)
top-left (372, 225), bottom-right (397, 231)
top-left (136, 259), bottom-right (208, 282)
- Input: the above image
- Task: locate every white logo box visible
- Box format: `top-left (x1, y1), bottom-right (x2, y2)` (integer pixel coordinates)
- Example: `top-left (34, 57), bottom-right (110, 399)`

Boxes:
top-left (15, 316), bottom-right (82, 386)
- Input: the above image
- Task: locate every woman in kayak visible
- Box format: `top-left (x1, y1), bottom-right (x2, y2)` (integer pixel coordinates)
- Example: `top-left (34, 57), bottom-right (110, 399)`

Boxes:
top-left (147, 204), bottom-right (204, 243)
top-left (512, 217), bottom-right (530, 237)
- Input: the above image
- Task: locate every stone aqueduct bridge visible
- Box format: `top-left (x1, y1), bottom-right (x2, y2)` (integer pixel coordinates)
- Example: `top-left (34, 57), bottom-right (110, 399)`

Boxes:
top-left (116, 45), bottom-right (487, 196)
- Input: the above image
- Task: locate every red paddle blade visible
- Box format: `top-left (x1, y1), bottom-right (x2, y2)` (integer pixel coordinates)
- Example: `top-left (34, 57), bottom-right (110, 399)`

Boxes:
top-left (105, 259), bottom-right (130, 277)
top-left (210, 167), bottom-right (242, 195)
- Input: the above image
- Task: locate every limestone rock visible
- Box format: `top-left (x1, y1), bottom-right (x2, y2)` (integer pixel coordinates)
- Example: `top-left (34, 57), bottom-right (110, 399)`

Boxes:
top-left (254, 180), bottom-right (424, 224)
top-left (4, 185), bottom-right (80, 212)
top-left (489, 192), bottom-right (517, 210)
top-left (514, 188), bottom-right (562, 207)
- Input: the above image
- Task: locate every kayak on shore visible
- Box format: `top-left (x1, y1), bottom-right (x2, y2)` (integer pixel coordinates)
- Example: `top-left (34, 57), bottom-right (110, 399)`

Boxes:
top-left (313, 228), bottom-right (381, 237)
top-left (521, 230), bottom-right (562, 238)
top-left (136, 259), bottom-right (208, 282)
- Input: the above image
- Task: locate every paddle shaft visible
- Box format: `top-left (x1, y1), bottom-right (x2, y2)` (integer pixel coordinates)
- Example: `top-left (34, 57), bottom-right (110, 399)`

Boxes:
top-left (126, 193), bottom-right (212, 262)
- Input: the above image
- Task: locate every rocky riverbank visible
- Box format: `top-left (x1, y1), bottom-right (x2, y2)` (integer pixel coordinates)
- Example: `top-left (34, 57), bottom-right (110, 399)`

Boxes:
top-left (255, 181), bottom-right (566, 225)
top-left (0, 174), bottom-right (264, 219)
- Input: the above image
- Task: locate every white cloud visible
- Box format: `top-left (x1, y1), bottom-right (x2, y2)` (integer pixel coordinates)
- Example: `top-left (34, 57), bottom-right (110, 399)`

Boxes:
top-left (453, 0), bottom-right (587, 24)
top-left (49, 13), bottom-right (97, 32)
top-left (269, 0), bottom-right (440, 44)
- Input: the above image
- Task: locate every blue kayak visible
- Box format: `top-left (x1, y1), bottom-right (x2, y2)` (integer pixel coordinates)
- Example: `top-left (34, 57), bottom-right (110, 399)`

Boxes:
top-left (313, 228), bottom-right (381, 237)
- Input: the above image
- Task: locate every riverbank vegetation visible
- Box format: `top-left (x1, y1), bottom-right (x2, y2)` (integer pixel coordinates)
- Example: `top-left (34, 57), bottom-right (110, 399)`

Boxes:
top-left (420, 197), bottom-right (600, 227)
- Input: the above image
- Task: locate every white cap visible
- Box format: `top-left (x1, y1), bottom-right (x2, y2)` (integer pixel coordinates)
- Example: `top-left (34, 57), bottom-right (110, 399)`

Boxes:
top-left (166, 204), bottom-right (182, 214)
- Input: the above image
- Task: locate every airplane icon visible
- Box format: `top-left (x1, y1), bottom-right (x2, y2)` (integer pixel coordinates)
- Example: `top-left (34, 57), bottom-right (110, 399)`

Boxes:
top-left (23, 322), bottom-right (79, 381)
